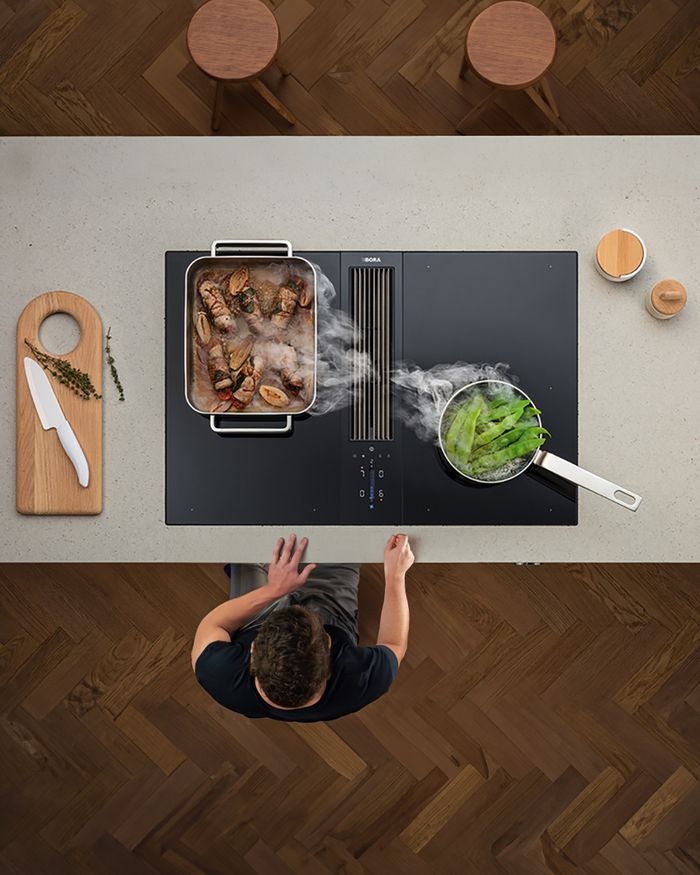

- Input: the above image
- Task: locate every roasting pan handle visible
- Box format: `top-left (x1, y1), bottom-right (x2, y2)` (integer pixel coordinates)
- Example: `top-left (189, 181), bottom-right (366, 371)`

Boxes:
top-left (211, 240), bottom-right (292, 257)
top-left (533, 451), bottom-right (642, 511)
top-left (209, 414), bottom-right (293, 435)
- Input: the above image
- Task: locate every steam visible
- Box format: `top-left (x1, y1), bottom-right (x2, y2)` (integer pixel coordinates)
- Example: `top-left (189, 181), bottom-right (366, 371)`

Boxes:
top-left (310, 263), bottom-right (372, 417)
top-left (391, 362), bottom-right (513, 442)
top-left (310, 263), bottom-right (516, 441)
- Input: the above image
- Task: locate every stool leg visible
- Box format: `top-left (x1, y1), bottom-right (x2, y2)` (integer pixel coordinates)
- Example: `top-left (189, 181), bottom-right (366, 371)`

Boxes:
top-left (456, 89), bottom-right (498, 134)
top-left (276, 58), bottom-right (290, 77)
top-left (525, 83), bottom-right (567, 133)
top-left (251, 78), bottom-right (296, 125)
top-left (540, 75), bottom-right (559, 117)
top-left (211, 80), bottom-right (225, 132)
top-left (459, 55), bottom-right (469, 80)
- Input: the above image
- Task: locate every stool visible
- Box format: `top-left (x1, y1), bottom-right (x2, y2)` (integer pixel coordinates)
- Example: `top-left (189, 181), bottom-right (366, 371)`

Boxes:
top-left (187, 0), bottom-right (295, 132)
top-left (457, 1), bottom-right (565, 134)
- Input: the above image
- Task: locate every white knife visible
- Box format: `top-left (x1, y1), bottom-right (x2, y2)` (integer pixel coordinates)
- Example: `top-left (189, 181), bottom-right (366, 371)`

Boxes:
top-left (23, 357), bottom-right (90, 488)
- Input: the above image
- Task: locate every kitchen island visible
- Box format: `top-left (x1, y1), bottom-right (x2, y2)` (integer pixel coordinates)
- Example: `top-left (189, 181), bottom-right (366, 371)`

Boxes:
top-left (1, 136), bottom-right (698, 562)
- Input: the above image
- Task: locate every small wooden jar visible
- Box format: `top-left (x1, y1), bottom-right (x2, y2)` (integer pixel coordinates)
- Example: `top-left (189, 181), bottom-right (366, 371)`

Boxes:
top-left (595, 229), bottom-right (647, 282)
top-left (646, 279), bottom-right (687, 320)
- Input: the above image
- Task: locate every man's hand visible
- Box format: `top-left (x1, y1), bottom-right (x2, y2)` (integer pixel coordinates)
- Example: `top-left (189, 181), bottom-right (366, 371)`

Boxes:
top-left (267, 534), bottom-right (317, 598)
top-left (384, 534), bottom-right (415, 582)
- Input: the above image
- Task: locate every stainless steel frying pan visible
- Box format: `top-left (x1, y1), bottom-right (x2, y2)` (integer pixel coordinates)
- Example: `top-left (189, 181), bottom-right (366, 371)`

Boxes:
top-left (438, 380), bottom-right (642, 511)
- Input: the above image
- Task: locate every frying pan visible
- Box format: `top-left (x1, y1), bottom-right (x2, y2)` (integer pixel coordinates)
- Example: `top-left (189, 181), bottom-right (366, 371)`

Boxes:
top-left (438, 380), bottom-right (642, 511)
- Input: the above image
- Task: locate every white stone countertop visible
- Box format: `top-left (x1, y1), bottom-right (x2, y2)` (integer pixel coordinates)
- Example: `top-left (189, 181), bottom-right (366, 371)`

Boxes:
top-left (1, 137), bottom-right (698, 563)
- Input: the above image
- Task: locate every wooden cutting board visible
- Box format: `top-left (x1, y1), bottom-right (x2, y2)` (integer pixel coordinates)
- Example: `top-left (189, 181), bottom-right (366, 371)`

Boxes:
top-left (16, 291), bottom-right (103, 515)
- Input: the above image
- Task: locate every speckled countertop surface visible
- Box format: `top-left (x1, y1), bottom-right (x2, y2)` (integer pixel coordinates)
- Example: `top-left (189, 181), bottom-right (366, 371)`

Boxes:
top-left (1, 137), bottom-right (698, 562)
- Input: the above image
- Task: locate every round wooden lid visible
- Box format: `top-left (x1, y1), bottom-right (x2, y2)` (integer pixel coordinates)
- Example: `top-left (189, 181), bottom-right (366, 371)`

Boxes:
top-left (187, 0), bottom-right (280, 81)
top-left (650, 279), bottom-right (687, 316)
top-left (596, 229), bottom-right (645, 278)
top-left (466, 1), bottom-right (557, 89)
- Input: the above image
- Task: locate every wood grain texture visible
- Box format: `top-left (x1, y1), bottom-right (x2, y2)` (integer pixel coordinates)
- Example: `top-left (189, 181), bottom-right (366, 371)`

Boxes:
top-left (186, 0), bottom-right (280, 82)
top-left (0, 562), bottom-right (698, 873)
top-left (466, 1), bottom-right (557, 89)
top-left (596, 229), bottom-right (646, 278)
top-left (0, 0), bottom-right (697, 135)
top-left (649, 279), bottom-right (688, 317)
top-left (15, 291), bottom-right (102, 515)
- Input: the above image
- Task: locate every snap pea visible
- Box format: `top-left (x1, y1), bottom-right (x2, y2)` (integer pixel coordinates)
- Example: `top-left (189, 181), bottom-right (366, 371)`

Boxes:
top-left (478, 396), bottom-right (526, 423)
top-left (470, 436), bottom-right (546, 473)
top-left (453, 394), bottom-right (483, 462)
top-left (470, 426), bottom-right (529, 459)
top-left (477, 425), bottom-right (549, 459)
top-left (472, 400), bottom-right (530, 449)
top-left (444, 403), bottom-right (470, 456)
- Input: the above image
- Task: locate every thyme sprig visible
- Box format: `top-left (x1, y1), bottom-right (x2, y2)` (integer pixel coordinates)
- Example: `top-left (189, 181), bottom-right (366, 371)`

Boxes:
top-left (24, 339), bottom-right (102, 400)
top-left (105, 327), bottom-right (124, 401)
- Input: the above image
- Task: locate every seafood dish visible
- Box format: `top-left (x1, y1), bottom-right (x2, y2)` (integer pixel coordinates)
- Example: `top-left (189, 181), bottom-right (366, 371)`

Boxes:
top-left (188, 261), bottom-right (315, 414)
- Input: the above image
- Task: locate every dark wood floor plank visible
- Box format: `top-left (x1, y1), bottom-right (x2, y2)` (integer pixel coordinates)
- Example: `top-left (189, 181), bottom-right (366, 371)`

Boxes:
top-left (2, 0), bottom-right (695, 132)
top-left (0, 562), bottom-right (698, 872)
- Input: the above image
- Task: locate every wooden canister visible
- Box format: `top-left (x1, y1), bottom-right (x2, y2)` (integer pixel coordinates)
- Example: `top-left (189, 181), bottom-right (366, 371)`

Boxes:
top-left (595, 229), bottom-right (646, 282)
top-left (646, 279), bottom-right (687, 320)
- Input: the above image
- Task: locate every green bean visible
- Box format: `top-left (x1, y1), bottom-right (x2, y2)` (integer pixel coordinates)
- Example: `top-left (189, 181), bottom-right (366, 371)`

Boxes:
top-left (470, 436), bottom-right (546, 473)
top-left (453, 394), bottom-right (483, 462)
top-left (444, 403), bottom-right (470, 456)
top-left (470, 426), bottom-right (549, 460)
top-left (471, 427), bottom-right (525, 458)
top-left (473, 400), bottom-right (530, 449)
top-left (478, 396), bottom-right (526, 423)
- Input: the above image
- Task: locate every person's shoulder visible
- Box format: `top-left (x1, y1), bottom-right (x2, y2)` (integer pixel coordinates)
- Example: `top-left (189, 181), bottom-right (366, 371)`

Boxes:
top-left (328, 629), bottom-right (399, 690)
top-left (194, 631), bottom-right (262, 715)
top-left (194, 632), bottom-right (251, 681)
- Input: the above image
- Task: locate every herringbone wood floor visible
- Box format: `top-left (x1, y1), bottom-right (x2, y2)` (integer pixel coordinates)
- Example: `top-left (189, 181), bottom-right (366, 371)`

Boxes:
top-left (0, 0), bottom-right (698, 135)
top-left (0, 563), bottom-right (698, 874)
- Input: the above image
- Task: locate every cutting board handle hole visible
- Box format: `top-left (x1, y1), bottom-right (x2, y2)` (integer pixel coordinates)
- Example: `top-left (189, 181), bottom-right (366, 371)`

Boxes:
top-left (38, 312), bottom-right (81, 356)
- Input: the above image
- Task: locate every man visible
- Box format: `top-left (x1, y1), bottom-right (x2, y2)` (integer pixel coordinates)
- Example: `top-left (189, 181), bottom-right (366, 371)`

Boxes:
top-left (192, 533), bottom-right (413, 721)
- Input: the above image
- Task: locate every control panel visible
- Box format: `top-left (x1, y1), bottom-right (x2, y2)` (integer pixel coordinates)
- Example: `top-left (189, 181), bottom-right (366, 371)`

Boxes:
top-left (344, 443), bottom-right (401, 522)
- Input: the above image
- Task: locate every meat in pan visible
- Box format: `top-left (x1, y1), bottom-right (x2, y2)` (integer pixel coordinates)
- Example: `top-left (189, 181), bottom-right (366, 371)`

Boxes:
top-left (271, 276), bottom-right (304, 329)
top-left (198, 279), bottom-right (234, 332)
top-left (191, 263), bottom-right (314, 414)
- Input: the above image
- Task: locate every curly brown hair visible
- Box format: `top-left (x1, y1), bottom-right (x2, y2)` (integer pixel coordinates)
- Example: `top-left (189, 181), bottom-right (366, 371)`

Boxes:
top-left (250, 606), bottom-right (331, 708)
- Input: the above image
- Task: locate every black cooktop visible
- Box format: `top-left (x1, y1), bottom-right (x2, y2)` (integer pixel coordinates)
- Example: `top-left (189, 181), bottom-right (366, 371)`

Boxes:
top-left (166, 250), bottom-right (577, 525)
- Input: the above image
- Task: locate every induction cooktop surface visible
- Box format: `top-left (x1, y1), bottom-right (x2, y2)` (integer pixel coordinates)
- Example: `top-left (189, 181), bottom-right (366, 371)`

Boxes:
top-left (166, 250), bottom-right (578, 525)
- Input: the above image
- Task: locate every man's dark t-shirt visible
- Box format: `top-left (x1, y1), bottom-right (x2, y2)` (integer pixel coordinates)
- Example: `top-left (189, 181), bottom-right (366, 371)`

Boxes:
top-left (195, 625), bottom-right (398, 722)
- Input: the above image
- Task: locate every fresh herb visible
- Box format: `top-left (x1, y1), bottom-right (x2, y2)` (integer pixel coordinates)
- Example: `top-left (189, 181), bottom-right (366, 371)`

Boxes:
top-left (105, 327), bottom-right (125, 401)
top-left (238, 289), bottom-right (255, 313)
top-left (24, 339), bottom-right (101, 400)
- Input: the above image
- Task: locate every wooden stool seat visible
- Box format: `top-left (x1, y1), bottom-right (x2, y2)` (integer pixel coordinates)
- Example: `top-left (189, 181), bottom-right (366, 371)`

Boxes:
top-left (466, 1), bottom-right (556, 89)
top-left (458, 1), bottom-right (564, 134)
top-left (187, 0), bottom-right (294, 132)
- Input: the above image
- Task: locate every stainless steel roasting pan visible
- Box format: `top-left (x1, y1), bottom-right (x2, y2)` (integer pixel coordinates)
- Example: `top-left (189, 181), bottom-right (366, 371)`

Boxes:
top-left (184, 240), bottom-right (317, 435)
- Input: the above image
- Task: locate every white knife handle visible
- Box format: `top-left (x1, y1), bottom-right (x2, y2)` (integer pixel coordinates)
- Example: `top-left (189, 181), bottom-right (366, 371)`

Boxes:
top-left (56, 420), bottom-right (90, 488)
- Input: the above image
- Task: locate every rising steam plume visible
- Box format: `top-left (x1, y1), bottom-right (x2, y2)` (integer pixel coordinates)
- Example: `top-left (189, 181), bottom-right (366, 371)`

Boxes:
top-left (310, 264), bottom-right (373, 417)
top-left (391, 361), bottom-right (513, 442)
top-left (310, 264), bottom-right (516, 441)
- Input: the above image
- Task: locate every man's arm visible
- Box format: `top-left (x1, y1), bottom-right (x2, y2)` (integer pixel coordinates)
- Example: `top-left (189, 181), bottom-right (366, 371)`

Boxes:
top-left (376, 534), bottom-right (414, 665)
top-left (191, 535), bottom-right (316, 669)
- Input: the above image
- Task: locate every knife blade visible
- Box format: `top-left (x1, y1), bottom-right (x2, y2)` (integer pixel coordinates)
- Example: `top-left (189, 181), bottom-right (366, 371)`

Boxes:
top-left (23, 357), bottom-right (90, 488)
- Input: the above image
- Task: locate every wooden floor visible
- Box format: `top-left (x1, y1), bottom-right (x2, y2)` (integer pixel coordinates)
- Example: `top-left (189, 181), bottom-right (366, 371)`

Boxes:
top-left (0, 0), bottom-right (697, 135)
top-left (0, 563), bottom-right (698, 873)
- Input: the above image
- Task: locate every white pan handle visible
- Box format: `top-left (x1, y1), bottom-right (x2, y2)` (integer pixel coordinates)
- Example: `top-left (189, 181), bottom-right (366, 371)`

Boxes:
top-left (210, 415), bottom-right (293, 435)
top-left (533, 451), bottom-right (642, 511)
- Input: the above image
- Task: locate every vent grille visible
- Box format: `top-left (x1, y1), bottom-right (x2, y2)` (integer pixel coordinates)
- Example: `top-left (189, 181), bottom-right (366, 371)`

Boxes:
top-left (351, 266), bottom-right (393, 441)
